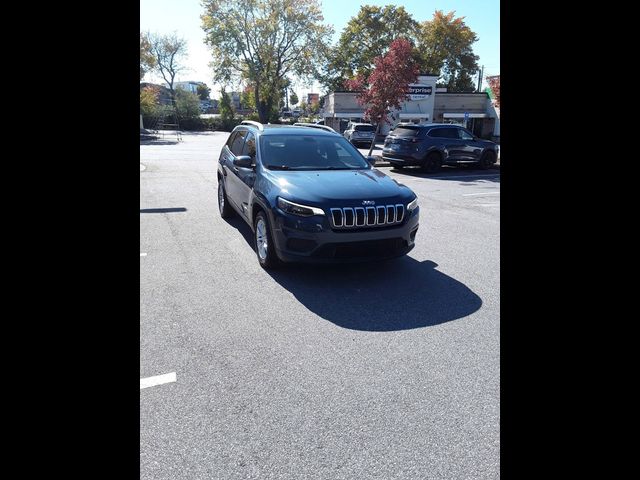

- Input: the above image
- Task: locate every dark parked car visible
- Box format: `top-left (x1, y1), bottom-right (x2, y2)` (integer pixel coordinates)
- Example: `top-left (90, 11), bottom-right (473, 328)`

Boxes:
top-left (382, 124), bottom-right (499, 172)
top-left (217, 121), bottom-right (420, 269)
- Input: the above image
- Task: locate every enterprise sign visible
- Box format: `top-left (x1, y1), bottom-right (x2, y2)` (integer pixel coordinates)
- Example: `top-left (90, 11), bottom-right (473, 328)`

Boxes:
top-left (408, 85), bottom-right (432, 99)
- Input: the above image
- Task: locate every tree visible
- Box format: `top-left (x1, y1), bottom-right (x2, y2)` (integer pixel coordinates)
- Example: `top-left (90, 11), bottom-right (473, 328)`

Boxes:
top-left (418, 11), bottom-right (479, 92)
top-left (175, 89), bottom-right (201, 120)
top-left (201, 0), bottom-right (333, 123)
top-left (299, 101), bottom-right (307, 115)
top-left (140, 85), bottom-right (160, 117)
top-left (309, 100), bottom-right (320, 116)
top-left (219, 89), bottom-right (235, 130)
top-left (289, 91), bottom-right (298, 107)
top-left (487, 75), bottom-right (500, 108)
top-left (196, 83), bottom-right (211, 101)
top-left (346, 38), bottom-right (419, 156)
top-left (140, 33), bottom-right (156, 80)
top-left (241, 84), bottom-right (257, 112)
top-left (319, 5), bottom-right (419, 91)
top-left (148, 32), bottom-right (188, 106)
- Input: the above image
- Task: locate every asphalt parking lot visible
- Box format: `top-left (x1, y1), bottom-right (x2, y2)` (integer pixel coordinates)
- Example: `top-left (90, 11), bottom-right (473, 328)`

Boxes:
top-left (140, 131), bottom-right (500, 479)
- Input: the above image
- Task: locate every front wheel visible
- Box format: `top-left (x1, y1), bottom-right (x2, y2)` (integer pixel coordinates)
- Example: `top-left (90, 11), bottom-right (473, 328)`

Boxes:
top-left (254, 211), bottom-right (280, 269)
top-left (479, 151), bottom-right (496, 169)
top-left (218, 179), bottom-right (234, 218)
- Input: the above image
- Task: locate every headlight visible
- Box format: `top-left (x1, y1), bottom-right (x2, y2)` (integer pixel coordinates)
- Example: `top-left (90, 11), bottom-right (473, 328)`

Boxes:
top-left (277, 197), bottom-right (325, 217)
top-left (407, 197), bottom-right (419, 212)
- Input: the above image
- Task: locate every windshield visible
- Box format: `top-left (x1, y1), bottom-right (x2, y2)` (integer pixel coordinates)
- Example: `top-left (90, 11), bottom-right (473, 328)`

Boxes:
top-left (354, 125), bottom-right (376, 132)
top-left (260, 135), bottom-right (370, 170)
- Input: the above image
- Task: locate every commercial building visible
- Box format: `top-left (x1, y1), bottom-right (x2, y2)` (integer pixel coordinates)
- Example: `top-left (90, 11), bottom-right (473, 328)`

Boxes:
top-left (321, 74), bottom-right (500, 141)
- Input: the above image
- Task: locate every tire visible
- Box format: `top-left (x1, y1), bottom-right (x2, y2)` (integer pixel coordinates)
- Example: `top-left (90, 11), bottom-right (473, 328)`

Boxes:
top-left (422, 152), bottom-right (442, 173)
top-left (391, 163), bottom-right (404, 169)
top-left (479, 151), bottom-right (496, 169)
top-left (254, 211), bottom-right (280, 269)
top-left (218, 178), bottom-right (234, 218)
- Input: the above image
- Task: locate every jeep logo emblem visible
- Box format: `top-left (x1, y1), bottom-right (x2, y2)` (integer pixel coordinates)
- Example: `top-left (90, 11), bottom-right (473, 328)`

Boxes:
top-left (362, 200), bottom-right (375, 206)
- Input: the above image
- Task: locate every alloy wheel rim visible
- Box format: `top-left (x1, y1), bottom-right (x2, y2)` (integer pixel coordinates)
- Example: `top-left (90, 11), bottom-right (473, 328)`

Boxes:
top-left (256, 219), bottom-right (268, 260)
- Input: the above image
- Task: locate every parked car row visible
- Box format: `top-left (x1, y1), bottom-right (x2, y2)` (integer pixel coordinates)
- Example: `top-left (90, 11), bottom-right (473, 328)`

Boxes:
top-left (381, 123), bottom-right (499, 171)
top-left (341, 121), bottom-right (498, 171)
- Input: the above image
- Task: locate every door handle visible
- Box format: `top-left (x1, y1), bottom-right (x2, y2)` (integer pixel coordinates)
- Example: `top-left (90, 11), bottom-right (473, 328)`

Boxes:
top-left (232, 166), bottom-right (239, 173)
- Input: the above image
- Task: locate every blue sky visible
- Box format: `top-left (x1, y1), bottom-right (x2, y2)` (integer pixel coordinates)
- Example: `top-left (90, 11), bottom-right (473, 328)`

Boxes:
top-left (140, 0), bottom-right (499, 98)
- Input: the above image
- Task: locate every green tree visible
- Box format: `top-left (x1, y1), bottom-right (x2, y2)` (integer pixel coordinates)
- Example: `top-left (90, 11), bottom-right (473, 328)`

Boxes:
top-left (148, 32), bottom-right (188, 106)
top-left (196, 83), bottom-right (211, 101)
top-left (219, 89), bottom-right (235, 130)
top-left (289, 91), bottom-right (298, 107)
top-left (417, 11), bottom-right (479, 92)
top-left (175, 89), bottom-right (201, 120)
top-left (319, 5), bottom-right (419, 90)
top-left (140, 33), bottom-right (156, 80)
top-left (241, 84), bottom-right (256, 112)
top-left (201, 0), bottom-right (333, 123)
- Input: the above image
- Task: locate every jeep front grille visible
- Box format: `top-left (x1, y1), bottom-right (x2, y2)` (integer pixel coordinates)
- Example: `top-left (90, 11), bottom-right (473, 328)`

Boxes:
top-left (330, 204), bottom-right (404, 229)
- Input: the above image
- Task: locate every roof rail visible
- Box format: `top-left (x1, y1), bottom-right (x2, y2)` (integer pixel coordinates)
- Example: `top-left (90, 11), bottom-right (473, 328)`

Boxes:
top-left (240, 120), bottom-right (264, 131)
top-left (292, 123), bottom-right (338, 133)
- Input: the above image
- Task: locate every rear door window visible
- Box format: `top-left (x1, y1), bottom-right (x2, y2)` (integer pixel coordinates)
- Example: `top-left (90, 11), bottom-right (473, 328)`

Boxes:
top-left (429, 127), bottom-right (458, 139)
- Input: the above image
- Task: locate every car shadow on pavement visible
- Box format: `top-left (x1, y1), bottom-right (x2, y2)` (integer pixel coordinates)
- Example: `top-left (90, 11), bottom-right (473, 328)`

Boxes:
top-left (387, 165), bottom-right (500, 183)
top-left (267, 258), bottom-right (482, 331)
top-left (223, 214), bottom-right (482, 331)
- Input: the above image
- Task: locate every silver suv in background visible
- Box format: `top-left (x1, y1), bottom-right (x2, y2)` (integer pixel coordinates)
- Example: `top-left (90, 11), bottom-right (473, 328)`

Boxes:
top-left (343, 122), bottom-right (377, 147)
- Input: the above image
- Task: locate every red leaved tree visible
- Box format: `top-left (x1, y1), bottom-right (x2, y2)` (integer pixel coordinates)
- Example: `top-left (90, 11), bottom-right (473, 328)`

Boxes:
top-left (487, 75), bottom-right (500, 109)
top-left (346, 38), bottom-right (419, 156)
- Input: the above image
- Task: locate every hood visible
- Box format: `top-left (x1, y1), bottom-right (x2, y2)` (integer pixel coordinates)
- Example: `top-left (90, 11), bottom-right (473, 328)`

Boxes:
top-left (263, 168), bottom-right (414, 205)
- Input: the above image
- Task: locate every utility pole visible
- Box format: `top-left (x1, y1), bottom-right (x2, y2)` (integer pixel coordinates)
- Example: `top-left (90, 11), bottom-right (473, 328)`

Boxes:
top-left (478, 65), bottom-right (484, 92)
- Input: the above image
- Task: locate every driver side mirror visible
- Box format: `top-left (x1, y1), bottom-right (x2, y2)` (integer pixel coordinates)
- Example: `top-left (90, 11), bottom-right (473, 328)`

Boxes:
top-left (366, 155), bottom-right (377, 166)
top-left (233, 155), bottom-right (253, 168)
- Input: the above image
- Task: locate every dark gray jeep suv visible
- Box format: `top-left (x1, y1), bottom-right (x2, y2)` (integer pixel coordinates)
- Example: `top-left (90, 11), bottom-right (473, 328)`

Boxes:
top-left (217, 121), bottom-right (420, 269)
top-left (382, 124), bottom-right (499, 172)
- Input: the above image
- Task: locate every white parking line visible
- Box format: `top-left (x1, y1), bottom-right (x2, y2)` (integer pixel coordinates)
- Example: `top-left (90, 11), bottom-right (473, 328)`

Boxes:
top-left (463, 192), bottom-right (500, 196)
top-left (140, 253), bottom-right (147, 257)
top-left (140, 372), bottom-right (176, 390)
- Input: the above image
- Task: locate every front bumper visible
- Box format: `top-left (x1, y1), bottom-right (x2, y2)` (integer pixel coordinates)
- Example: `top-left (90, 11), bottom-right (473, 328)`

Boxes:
top-left (270, 206), bottom-right (420, 263)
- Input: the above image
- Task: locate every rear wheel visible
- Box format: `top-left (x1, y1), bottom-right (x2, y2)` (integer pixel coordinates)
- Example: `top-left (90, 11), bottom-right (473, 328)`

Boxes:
top-left (479, 151), bottom-right (496, 169)
top-left (422, 152), bottom-right (442, 173)
top-left (218, 179), bottom-right (234, 218)
top-left (254, 211), bottom-right (280, 269)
